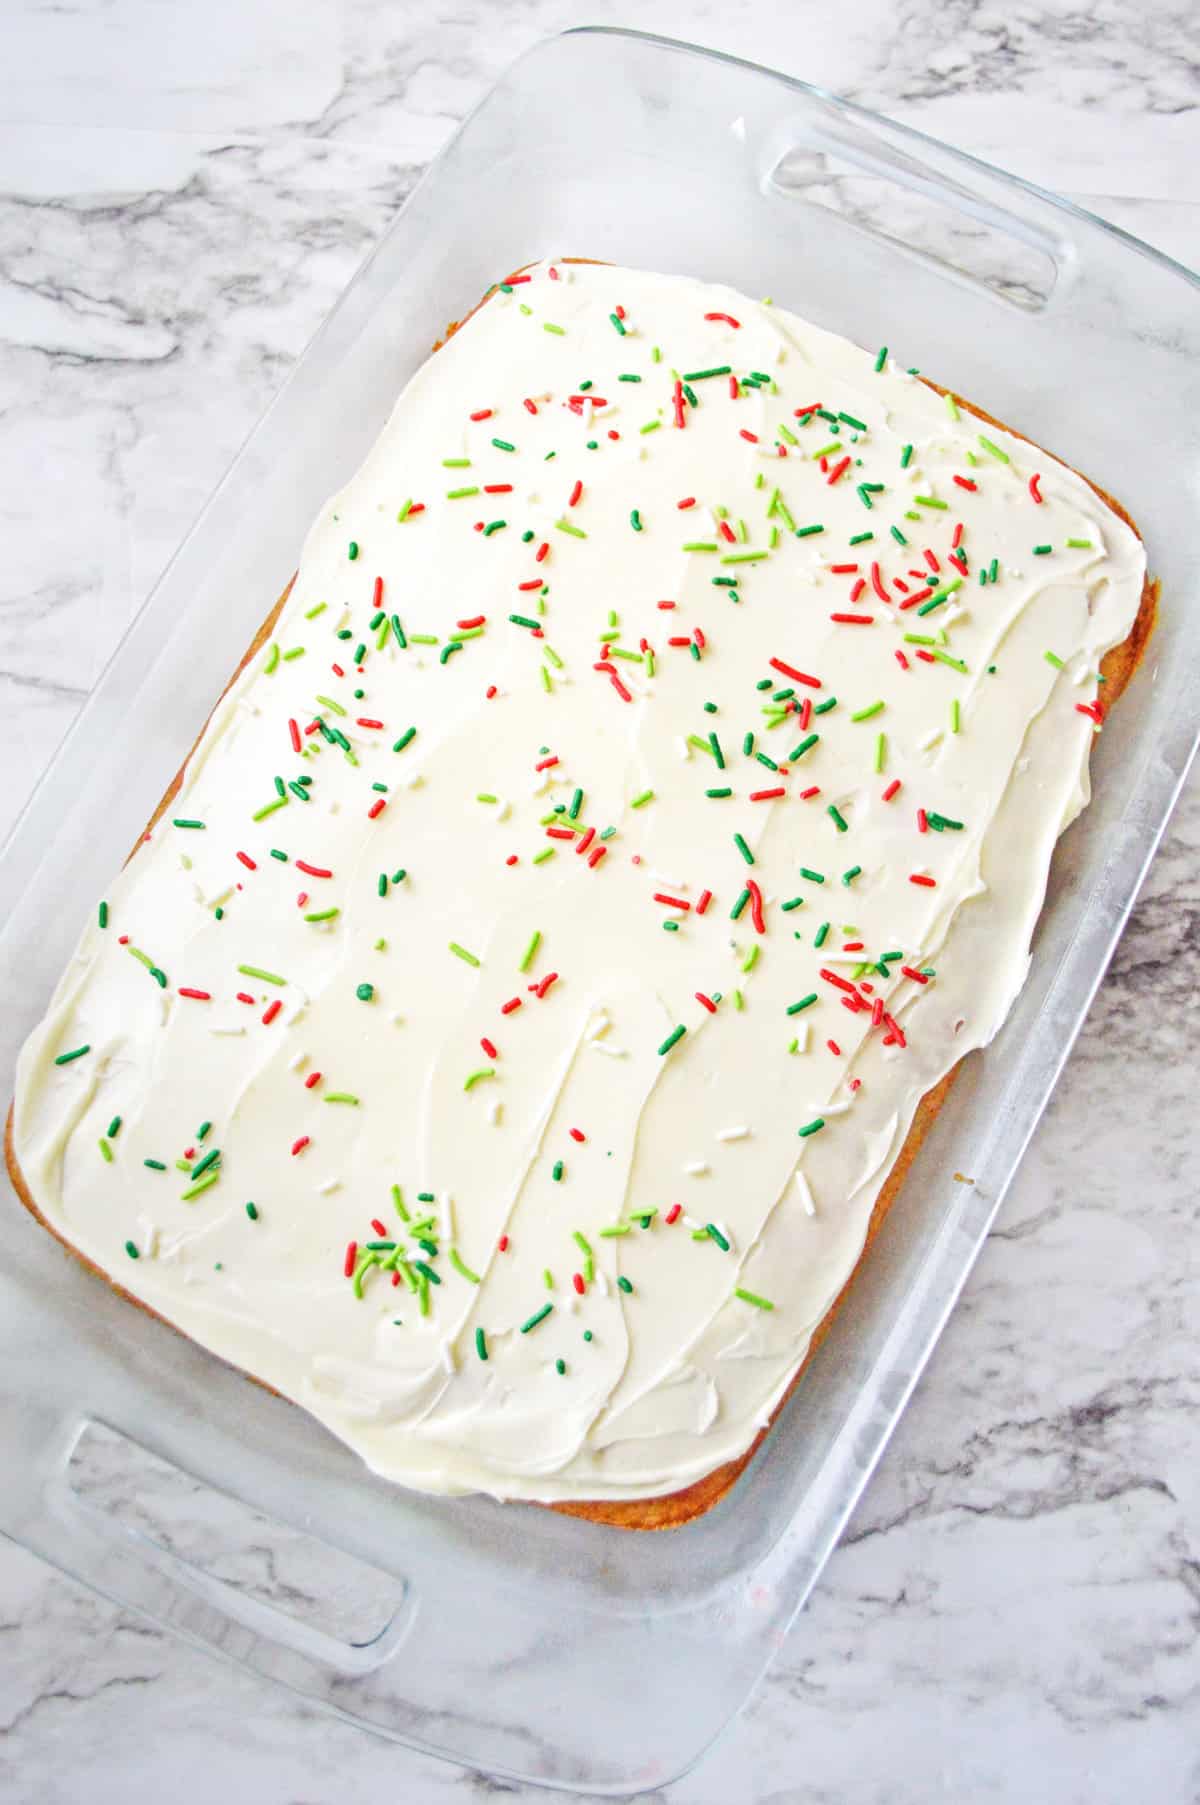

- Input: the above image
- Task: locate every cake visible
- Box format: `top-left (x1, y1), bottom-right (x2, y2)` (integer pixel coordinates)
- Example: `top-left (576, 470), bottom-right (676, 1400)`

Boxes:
top-left (8, 259), bottom-right (1154, 1527)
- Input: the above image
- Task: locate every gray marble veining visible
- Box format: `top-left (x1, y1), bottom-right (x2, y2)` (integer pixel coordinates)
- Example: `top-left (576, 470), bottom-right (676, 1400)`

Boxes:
top-left (1, 0), bottom-right (1198, 1799)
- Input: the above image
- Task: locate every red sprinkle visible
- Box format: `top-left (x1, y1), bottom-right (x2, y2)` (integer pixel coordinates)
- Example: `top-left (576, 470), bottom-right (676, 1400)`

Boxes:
top-left (666, 1204), bottom-right (682, 1225)
top-left (470, 408), bottom-right (493, 421)
top-left (569, 1127), bottom-right (586, 1143)
top-left (827, 1040), bottom-right (842, 1056)
top-left (575, 827), bottom-right (596, 856)
top-left (484, 483), bottom-right (513, 494)
top-left (870, 562), bottom-right (890, 603)
top-left (799, 697), bottom-right (812, 731)
top-left (769, 658), bottom-right (821, 688)
top-left (740, 428), bottom-right (759, 445)
top-left (178, 988), bottom-right (211, 1001)
top-left (750, 786), bottom-right (786, 801)
top-left (901, 966), bottom-right (929, 984)
top-left (236, 992), bottom-right (255, 1006)
top-left (236, 851), bottom-right (256, 870)
top-left (262, 1000), bottom-right (282, 1025)
top-left (523, 397), bottom-right (538, 415)
top-left (501, 997), bottom-right (522, 1015)
top-left (826, 454), bottom-right (851, 485)
top-left (718, 519), bottom-right (737, 544)
top-left (695, 992), bottom-right (717, 1013)
top-left (588, 845), bottom-right (607, 868)
top-left (498, 1234), bottom-right (510, 1252)
top-left (573, 1273), bottom-right (586, 1295)
top-left (368, 798), bottom-right (387, 819)
top-left (288, 718), bottom-right (301, 753)
top-left (677, 497), bottom-right (696, 510)
top-left (458, 615), bottom-right (485, 630)
top-left (917, 808), bottom-right (928, 833)
top-left (746, 879), bottom-right (766, 935)
top-left (952, 522), bottom-right (964, 549)
top-left (821, 967), bottom-right (858, 995)
top-left (292, 1136), bottom-right (310, 1156)
top-left (850, 578), bottom-right (868, 603)
top-left (372, 575), bottom-right (383, 610)
top-left (535, 754), bottom-right (559, 771)
top-left (1029, 473), bottom-right (1043, 504)
top-left (882, 779), bottom-right (902, 801)
top-left (831, 613), bottom-right (874, 625)
top-left (830, 563), bottom-right (859, 574)
top-left (953, 475), bottom-right (978, 491)
top-left (357, 717), bottom-right (384, 730)
top-left (895, 650), bottom-right (911, 670)
top-left (295, 861), bottom-right (332, 878)
top-left (546, 827), bottom-right (575, 841)
top-left (924, 548), bottom-right (941, 573)
top-left (898, 587), bottom-right (933, 611)
top-left (305, 1071), bottom-right (321, 1089)
top-left (371, 1218), bottom-right (387, 1237)
top-left (535, 541), bottom-right (549, 564)
top-left (654, 892), bottom-right (691, 910)
top-left (673, 380), bottom-right (686, 430)
top-left (696, 889), bottom-right (713, 916)
top-left (910, 874), bottom-right (937, 887)
top-left (567, 479), bottom-right (583, 508)
top-left (481, 1036), bottom-right (498, 1058)
top-left (343, 1241), bottom-right (357, 1277)
top-left (705, 311), bottom-right (741, 327)
top-left (1076, 701), bottom-right (1104, 723)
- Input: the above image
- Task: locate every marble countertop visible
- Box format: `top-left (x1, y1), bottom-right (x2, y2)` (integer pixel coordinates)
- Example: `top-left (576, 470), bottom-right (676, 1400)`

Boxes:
top-left (2, 1), bottom-right (1198, 1799)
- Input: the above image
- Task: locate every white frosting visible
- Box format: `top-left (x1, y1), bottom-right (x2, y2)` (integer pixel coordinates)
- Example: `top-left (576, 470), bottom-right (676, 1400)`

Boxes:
top-left (13, 261), bottom-right (1145, 1505)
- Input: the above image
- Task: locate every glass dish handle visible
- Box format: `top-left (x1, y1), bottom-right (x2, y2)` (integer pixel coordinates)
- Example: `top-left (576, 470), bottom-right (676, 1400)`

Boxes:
top-left (14, 1414), bottom-right (416, 1683)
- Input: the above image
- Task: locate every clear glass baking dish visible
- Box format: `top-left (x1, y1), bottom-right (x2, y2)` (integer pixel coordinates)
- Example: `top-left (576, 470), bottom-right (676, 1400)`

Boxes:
top-left (1, 28), bottom-right (1197, 1794)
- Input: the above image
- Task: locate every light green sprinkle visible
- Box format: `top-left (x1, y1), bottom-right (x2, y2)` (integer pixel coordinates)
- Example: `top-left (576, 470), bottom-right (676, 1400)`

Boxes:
top-left (98, 1138), bottom-right (113, 1163)
top-left (449, 942), bottom-right (481, 968)
top-left (263, 643), bottom-right (280, 674)
top-left (875, 732), bottom-right (887, 773)
top-left (735, 1287), bottom-right (774, 1310)
top-left (304, 907), bottom-right (340, 923)
top-left (449, 1247), bottom-right (481, 1284)
top-left (463, 1067), bottom-right (496, 1091)
top-left (251, 796), bottom-right (288, 821)
top-left (721, 550), bottom-right (768, 565)
top-left (519, 929), bottom-right (541, 973)
top-left (978, 434), bottom-right (1010, 463)
top-left (850, 701), bottom-right (885, 723)
top-left (630, 788), bottom-right (655, 809)
top-left (914, 494), bottom-right (949, 511)
top-left (1044, 650), bottom-right (1065, 669)
top-left (556, 518), bottom-right (587, 539)
top-left (543, 322), bottom-right (565, 336)
top-left (238, 964), bottom-right (285, 986)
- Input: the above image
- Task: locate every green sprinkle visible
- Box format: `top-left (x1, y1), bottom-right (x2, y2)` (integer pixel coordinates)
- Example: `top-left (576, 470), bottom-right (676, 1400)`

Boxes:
top-left (449, 942), bottom-right (480, 968)
top-left (180, 1170), bottom-right (221, 1203)
top-left (348, 541), bottom-right (359, 560)
top-left (449, 1248), bottom-right (481, 1284)
top-left (978, 434), bottom-right (1010, 463)
top-left (143, 1159), bottom-right (166, 1172)
top-left (850, 701), bottom-right (884, 723)
top-left (842, 865), bottom-right (862, 885)
top-left (721, 550), bottom-right (768, 565)
top-left (556, 518), bottom-right (587, 539)
top-left (794, 523), bottom-right (825, 539)
top-left (735, 1287), bottom-right (774, 1310)
top-left (900, 444), bottom-right (913, 469)
top-left (304, 907), bottom-right (340, 923)
top-left (238, 964), bottom-right (285, 986)
top-left (780, 897), bottom-right (804, 913)
top-left (1033, 544), bottom-right (1053, 556)
top-left (392, 726), bottom-right (417, 754)
top-left (798, 1118), bottom-right (825, 1138)
top-left (1067, 538), bottom-right (1094, 549)
top-left (814, 921), bottom-right (830, 948)
top-left (617, 1275), bottom-right (634, 1295)
top-left (800, 867), bottom-right (826, 885)
top-left (827, 804), bottom-right (848, 833)
top-left (491, 438), bottom-right (515, 453)
top-left (519, 929), bottom-right (541, 973)
top-left (708, 731), bottom-right (726, 769)
top-left (630, 788), bottom-right (655, 809)
top-left (658, 1024), bottom-right (686, 1056)
top-left (705, 1223), bottom-right (731, 1252)
top-left (813, 696), bottom-right (839, 716)
top-left (54, 1045), bottom-right (90, 1066)
top-left (874, 346), bottom-right (888, 372)
top-left (950, 698), bottom-right (961, 734)
top-left (355, 982), bottom-right (374, 1002)
top-left (324, 1092), bottom-right (359, 1105)
top-left (787, 994), bottom-right (818, 1015)
top-left (706, 787), bottom-right (733, 799)
top-left (733, 832), bottom-right (754, 865)
top-left (98, 901), bottom-right (109, 929)
top-left (1044, 650), bottom-right (1065, 669)
top-left (849, 531), bottom-right (874, 546)
top-left (172, 818), bottom-right (205, 830)
top-left (98, 1137), bottom-right (113, 1163)
top-left (839, 411), bottom-right (867, 432)
top-left (875, 731), bottom-right (887, 773)
top-left (630, 509), bottom-right (643, 533)
top-left (509, 613), bottom-right (540, 630)
top-left (681, 540), bottom-right (717, 553)
top-left (263, 643), bottom-right (280, 674)
top-left (789, 732), bottom-right (820, 762)
top-left (124, 1241), bottom-right (140, 1260)
top-left (463, 1067), bottom-right (496, 1092)
top-left (446, 485), bottom-right (479, 500)
top-left (640, 419), bottom-right (663, 435)
top-left (682, 366), bottom-right (731, 381)
top-left (521, 1302), bottom-right (554, 1334)
top-left (914, 494), bottom-right (949, 511)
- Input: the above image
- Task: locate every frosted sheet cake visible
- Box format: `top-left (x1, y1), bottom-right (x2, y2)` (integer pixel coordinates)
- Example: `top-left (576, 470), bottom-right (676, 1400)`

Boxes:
top-left (9, 260), bottom-right (1152, 1526)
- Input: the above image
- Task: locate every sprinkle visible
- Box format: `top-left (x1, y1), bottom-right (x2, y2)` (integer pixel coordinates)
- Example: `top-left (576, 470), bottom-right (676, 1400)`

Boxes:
top-left (238, 964), bottom-right (286, 986)
top-left (797, 1118), bottom-right (825, 1138)
top-left (733, 832), bottom-right (754, 866)
top-left (53, 1045), bottom-right (90, 1066)
top-left (787, 994), bottom-right (818, 1015)
top-left (658, 1025), bottom-right (687, 1056)
top-left (705, 1223), bottom-right (731, 1251)
top-left (463, 1068), bottom-right (496, 1091)
top-left (827, 804), bottom-right (848, 833)
top-left (1029, 473), bottom-right (1043, 503)
top-left (735, 1287), bottom-right (774, 1310)
top-left (449, 1248), bottom-right (481, 1284)
top-left (520, 1303), bottom-right (554, 1334)
top-left (124, 1241), bottom-right (140, 1260)
top-left (978, 434), bottom-right (1009, 462)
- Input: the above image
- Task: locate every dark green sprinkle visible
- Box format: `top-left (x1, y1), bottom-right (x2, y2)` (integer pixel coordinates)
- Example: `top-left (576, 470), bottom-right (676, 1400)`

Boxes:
top-left (356, 982), bottom-right (374, 1002)
top-left (520, 1302), bottom-right (554, 1334)
top-left (245, 1202), bottom-right (259, 1221)
top-left (617, 1275), bottom-right (633, 1294)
